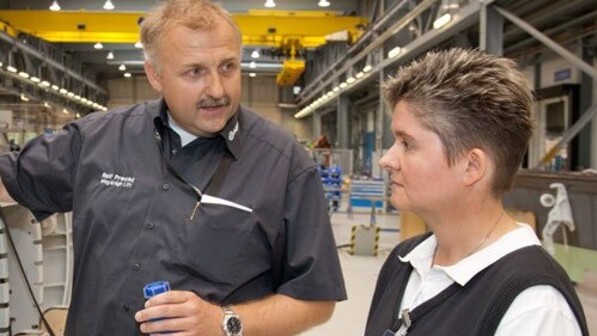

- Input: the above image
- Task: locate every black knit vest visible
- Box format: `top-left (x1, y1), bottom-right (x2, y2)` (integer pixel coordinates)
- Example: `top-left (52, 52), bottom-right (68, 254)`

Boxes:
top-left (364, 233), bottom-right (589, 336)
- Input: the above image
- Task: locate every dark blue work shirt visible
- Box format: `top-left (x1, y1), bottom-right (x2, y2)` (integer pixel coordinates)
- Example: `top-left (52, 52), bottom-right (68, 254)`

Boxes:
top-left (0, 99), bottom-right (346, 335)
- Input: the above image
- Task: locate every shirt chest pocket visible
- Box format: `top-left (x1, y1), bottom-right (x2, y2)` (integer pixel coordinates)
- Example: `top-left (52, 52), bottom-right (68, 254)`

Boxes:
top-left (178, 204), bottom-right (257, 285)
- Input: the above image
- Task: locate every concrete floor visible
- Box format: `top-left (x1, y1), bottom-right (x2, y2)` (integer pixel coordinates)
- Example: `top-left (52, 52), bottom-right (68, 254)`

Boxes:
top-left (301, 211), bottom-right (597, 336)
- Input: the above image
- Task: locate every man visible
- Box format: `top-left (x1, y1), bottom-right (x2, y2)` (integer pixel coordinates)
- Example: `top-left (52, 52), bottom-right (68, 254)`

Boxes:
top-left (0, 0), bottom-right (346, 335)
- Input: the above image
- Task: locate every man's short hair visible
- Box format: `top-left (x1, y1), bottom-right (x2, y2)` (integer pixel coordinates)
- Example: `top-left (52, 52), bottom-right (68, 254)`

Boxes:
top-left (140, 0), bottom-right (242, 73)
top-left (383, 48), bottom-right (534, 197)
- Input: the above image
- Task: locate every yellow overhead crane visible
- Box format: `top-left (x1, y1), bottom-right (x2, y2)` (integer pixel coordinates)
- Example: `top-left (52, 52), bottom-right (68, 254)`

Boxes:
top-left (0, 10), bottom-right (367, 86)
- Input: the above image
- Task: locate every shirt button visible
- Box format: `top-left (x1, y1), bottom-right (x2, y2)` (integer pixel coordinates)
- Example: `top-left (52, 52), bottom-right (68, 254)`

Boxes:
top-left (132, 263), bottom-right (141, 271)
top-left (162, 183), bottom-right (170, 191)
top-left (122, 304), bottom-right (130, 312)
top-left (146, 222), bottom-right (155, 230)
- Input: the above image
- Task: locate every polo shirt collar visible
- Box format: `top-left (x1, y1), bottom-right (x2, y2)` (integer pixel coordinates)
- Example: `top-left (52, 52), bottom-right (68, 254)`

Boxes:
top-left (399, 224), bottom-right (540, 286)
top-left (153, 99), bottom-right (242, 160)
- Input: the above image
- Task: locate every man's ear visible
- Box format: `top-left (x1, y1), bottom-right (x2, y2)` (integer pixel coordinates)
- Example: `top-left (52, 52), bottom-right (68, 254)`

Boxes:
top-left (462, 148), bottom-right (489, 186)
top-left (144, 61), bottom-right (163, 93)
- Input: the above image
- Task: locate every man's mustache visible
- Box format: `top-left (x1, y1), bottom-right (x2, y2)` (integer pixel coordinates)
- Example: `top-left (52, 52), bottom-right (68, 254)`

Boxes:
top-left (197, 96), bottom-right (231, 108)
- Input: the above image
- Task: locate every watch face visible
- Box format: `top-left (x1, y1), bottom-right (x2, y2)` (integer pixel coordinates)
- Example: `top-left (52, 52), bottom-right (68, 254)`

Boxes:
top-left (226, 316), bottom-right (242, 333)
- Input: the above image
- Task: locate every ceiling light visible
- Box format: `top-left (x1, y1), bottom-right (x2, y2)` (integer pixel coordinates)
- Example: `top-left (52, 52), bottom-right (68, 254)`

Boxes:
top-left (346, 76), bottom-right (356, 84)
top-left (251, 50), bottom-right (260, 59)
top-left (103, 0), bottom-right (115, 10)
top-left (20, 94), bottom-right (29, 102)
top-left (388, 46), bottom-right (402, 58)
top-left (94, 42), bottom-right (104, 50)
top-left (249, 73), bottom-right (256, 77)
top-left (7, 66), bottom-right (17, 73)
top-left (44, 102), bottom-right (51, 108)
top-left (134, 41), bottom-right (143, 49)
top-left (124, 72), bottom-right (132, 78)
top-left (355, 71), bottom-right (364, 79)
top-left (264, 0), bottom-right (276, 8)
top-left (63, 109), bottom-right (69, 114)
top-left (318, 0), bottom-right (331, 7)
top-left (67, 92), bottom-right (75, 97)
top-left (362, 65), bottom-right (372, 73)
top-left (49, 0), bottom-right (61, 11)
top-left (118, 64), bottom-right (126, 71)
top-left (249, 61), bottom-right (256, 69)
top-left (333, 86), bottom-right (340, 92)
top-left (339, 82), bottom-right (348, 88)
top-left (18, 71), bottom-right (30, 79)
top-left (51, 85), bottom-right (59, 90)
top-left (40, 81), bottom-right (51, 87)
top-left (106, 51), bottom-right (114, 60)
top-left (76, 113), bottom-right (81, 118)
top-left (59, 88), bottom-right (67, 94)
top-left (31, 76), bottom-right (41, 83)
top-left (433, 13), bottom-right (452, 29)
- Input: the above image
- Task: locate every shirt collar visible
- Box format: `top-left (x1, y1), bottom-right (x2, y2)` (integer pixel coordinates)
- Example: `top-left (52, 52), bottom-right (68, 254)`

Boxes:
top-left (153, 99), bottom-right (242, 160)
top-left (399, 224), bottom-right (540, 286)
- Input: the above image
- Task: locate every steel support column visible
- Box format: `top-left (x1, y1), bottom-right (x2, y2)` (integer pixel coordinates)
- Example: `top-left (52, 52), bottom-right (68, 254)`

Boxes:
top-left (337, 94), bottom-right (350, 149)
top-left (480, 4), bottom-right (503, 55)
top-left (312, 113), bottom-right (322, 139)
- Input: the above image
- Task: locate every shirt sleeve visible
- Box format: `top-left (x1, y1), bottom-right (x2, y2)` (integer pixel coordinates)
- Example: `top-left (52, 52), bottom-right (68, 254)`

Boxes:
top-left (0, 124), bottom-right (82, 220)
top-left (495, 285), bottom-right (582, 336)
top-left (276, 165), bottom-right (347, 301)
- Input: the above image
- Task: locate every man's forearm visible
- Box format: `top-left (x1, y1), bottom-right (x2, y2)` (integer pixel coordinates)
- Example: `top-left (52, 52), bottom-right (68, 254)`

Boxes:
top-left (233, 294), bottom-right (335, 336)
top-left (0, 179), bottom-right (15, 203)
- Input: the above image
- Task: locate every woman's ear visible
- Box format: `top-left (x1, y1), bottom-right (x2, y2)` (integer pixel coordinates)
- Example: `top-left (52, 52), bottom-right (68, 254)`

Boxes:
top-left (462, 148), bottom-right (489, 186)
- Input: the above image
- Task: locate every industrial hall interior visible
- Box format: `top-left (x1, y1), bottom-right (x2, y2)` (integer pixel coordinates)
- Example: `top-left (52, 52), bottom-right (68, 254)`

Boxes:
top-left (0, 0), bottom-right (597, 335)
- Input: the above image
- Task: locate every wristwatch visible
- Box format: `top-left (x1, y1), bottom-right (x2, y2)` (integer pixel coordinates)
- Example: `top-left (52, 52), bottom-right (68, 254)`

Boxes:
top-left (221, 305), bottom-right (243, 336)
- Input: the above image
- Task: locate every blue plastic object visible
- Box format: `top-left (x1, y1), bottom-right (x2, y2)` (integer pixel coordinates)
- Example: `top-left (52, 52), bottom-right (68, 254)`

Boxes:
top-left (143, 281), bottom-right (171, 299)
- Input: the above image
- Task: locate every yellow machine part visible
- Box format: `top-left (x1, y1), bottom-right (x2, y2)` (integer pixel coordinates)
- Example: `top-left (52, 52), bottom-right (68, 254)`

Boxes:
top-left (276, 59), bottom-right (305, 86)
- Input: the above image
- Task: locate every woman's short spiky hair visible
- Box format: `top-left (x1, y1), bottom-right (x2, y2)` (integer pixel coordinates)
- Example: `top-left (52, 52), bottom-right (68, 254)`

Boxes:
top-left (140, 0), bottom-right (242, 74)
top-left (383, 48), bottom-right (534, 197)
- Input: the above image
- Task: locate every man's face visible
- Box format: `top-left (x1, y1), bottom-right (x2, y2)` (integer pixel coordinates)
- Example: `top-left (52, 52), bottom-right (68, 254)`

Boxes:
top-left (145, 19), bottom-right (241, 137)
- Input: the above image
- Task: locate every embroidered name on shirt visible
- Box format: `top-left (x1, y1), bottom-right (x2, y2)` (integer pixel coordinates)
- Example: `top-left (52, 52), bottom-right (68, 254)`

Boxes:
top-left (100, 172), bottom-right (135, 188)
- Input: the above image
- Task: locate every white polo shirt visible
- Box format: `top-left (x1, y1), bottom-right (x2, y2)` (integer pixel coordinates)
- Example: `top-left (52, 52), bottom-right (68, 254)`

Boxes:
top-left (398, 223), bottom-right (582, 335)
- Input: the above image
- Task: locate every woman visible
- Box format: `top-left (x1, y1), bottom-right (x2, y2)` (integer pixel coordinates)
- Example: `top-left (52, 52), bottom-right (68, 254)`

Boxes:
top-left (365, 48), bottom-right (588, 336)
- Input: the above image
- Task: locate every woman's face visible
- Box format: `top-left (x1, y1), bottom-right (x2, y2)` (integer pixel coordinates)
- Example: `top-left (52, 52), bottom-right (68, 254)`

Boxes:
top-left (379, 100), bottom-right (465, 215)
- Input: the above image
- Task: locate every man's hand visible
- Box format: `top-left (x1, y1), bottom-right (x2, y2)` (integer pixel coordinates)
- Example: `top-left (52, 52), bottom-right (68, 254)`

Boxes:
top-left (134, 290), bottom-right (223, 335)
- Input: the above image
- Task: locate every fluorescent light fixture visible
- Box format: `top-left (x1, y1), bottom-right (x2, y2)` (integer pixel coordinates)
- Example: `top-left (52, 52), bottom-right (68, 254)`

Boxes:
top-left (41, 81), bottom-right (51, 87)
top-left (124, 72), bottom-right (132, 78)
top-left (20, 94), bottom-right (29, 102)
top-left (18, 71), bottom-right (30, 78)
top-left (74, 95), bottom-right (81, 100)
top-left (318, 0), bottom-right (331, 7)
top-left (67, 92), bottom-right (75, 97)
top-left (388, 46), bottom-right (402, 58)
top-left (333, 86), bottom-right (340, 92)
top-left (249, 61), bottom-right (257, 69)
top-left (94, 42), bottom-right (103, 50)
top-left (63, 109), bottom-right (69, 114)
top-left (81, 98), bottom-right (89, 103)
top-left (0, 62), bottom-right (2, 67)
top-left (251, 50), bottom-right (260, 58)
top-left (7, 66), bottom-right (17, 73)
top-left (134, 41), bottom-right (143, 49)
top-left (44, 102), bottom-right (51, 108)
top-left (76, 113), bottom-right (81, 118)
top-left (355, 71), bottom-right (364, 79)
top-left (59, 88), bottom-right (67, 94)
top-left (362, 65), bottom-right (372, 73)
top-left (106, 51), bottom-right (114, 60)
top-left (118, 64), bottom-right (126, 71)
top-left (249, 73), bottom-right (256, 77)
top-left (433, 13), bottom-right (452, 29)
top-left (264, 0), bottom-right (276, 8)
top-left (51, 85), bottom-right (59, 90)
top-left (31, 76), bottom-right (41, 83)
top-left (346, 76), bottom-right (356, 84)
top-left (49, 0), bottom-right (61, 11)
top-left (103, 0), bottom-right (115, 10)
top-left (339, 82), bottom-right (348, 88)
